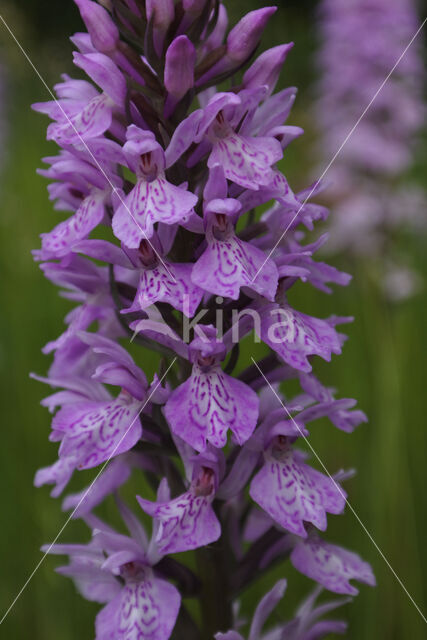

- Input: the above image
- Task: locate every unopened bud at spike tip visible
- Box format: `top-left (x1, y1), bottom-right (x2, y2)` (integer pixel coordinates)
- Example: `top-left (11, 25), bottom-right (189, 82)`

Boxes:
top-left (146, 0), bottom-right (175, 29)
top-left (226, 6), bottom-right (277, 63)
top-left (164, 36), bottom-right (196, 101)
top-left (183, 0), bottom-right (208, 13)
top-left (243, 43), bottom-right (294, 95)
top-left (74, 0), bottom-right (119, 53)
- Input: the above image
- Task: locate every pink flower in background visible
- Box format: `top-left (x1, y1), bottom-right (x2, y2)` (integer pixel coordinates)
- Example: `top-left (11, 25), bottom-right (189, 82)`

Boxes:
top-left (316, 0), bottom-right (427, 300)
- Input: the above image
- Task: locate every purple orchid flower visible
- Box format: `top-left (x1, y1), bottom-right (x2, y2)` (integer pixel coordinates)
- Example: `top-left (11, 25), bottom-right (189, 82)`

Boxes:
top-left (74, 234), bottom-right (204, 317)
top-left (290, 531), bottom-right (376, 596)
top-left (250, 434), bottom-right (346, 538)
top-left (112, 125), bottom-right (198, 246)
top-left (45, 502), bottom-right (181, 640)
top-left (164, 327), bottom-right (259, 452)
top-left (279, 585), bottom-right (349, 639)
top-left (34, 53), bottom-right (126, 146)
top-left (137, 451), bottom-right (222, 554)
top-left (34, 333), bottom-right (153, 494)
top-left (34, 141), bottom-right (123, 261)
top-left (216, 581), bottom-right (349, 639)
top-left (192, 193), bottom-right (279, 301)
top-left (254, 294), bottom-right (349, 373)
top-left (216, 579), bottom-right (288, 640)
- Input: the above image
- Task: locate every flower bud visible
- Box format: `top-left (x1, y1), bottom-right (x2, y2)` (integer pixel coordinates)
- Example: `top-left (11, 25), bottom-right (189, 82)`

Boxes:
top-left (73, 52), bottom-right (126, 105)
top-left (120, 0), bottom-right (141, 15)
top-left (226, 7), bottom-right (277, 63)
top-left (178, 0), bottom-right (210, 35)
top-left (146, 0), bottom-right (175, 30)
top-left (146, 0), bottom-right (175, 55)
top-left (183, 0), bottom-right (207, 13)
top-left (74, 0), bottom-right (119, 53)
top-left (203, 4), bottom-right (228, 53)
top-left (164, 36), bottom-right (196, 100)
top-left (243, 43), bottom-right (293, 95)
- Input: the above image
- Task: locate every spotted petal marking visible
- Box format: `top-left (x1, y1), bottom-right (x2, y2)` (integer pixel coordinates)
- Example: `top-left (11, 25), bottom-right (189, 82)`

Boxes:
top-left (259, 305), bottom-right (343, 373)
top-left (40, 192), bottom-right (105, 258)
top-left (112, 177), bottom-right (198, 248)
top-left (208, 134), bottom-right (282, 190)
top-left (137, 491), bottom-right (221, 554)
top-left (96, 573), bottom-right (181, 640)
top-left (54, 392), bottom-right (142, 469)
top-left (47, 93), bottom-right (113, 145)
top-left (127, 262), bottom-right (203, 317)
top-left (164, 366), bottom-right (259, 452)
top-left (291, 535), bottom-right (376, 595)
top-left (192, 236), bottom-right (278, 301)
top-left (250, 449), bottom-right (346, 537)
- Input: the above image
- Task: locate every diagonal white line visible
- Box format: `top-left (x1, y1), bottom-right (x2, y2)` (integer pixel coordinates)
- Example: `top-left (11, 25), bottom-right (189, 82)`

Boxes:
top-left (251, 357), bottom-right (427, 625)
top-left (0, 13), bottom-right (177, 282)
top-left (0, 358), bottom-right (177, 626)
top-left (251, 16), bottom-right (427, 283)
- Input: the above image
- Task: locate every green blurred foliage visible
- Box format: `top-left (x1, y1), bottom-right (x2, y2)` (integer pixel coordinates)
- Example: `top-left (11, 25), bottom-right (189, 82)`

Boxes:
top-left (0, 1), bottom-right (426, 638)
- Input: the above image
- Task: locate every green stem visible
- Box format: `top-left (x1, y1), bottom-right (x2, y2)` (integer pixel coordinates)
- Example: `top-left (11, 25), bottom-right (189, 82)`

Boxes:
top-left (196, 539), bottom-right (234, 636)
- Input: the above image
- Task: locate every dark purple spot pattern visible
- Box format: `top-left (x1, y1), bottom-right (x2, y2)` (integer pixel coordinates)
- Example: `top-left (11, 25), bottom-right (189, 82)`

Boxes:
top-left (164, 365), bottom-right (259, 452)
top-left (250, 448), bottom-right (346, 538)
top-left (96, 573), bottom-right (180, 640)
top-left (291, 534), bottom-right (376, 595)
top-left (192, 235), bottom-right (278, 301)
top-left (208, 132), bottom-right (283, 190)
top-left (128, 262), bottom-right (203, 317)
top-left (138, 490), bottom-right (221, 554)
top-left (40, 192), bottom-right (105, 259)
top-left (52, 392), bottom-right (143, 469)
top-left (259, 304), bottom-right (344, 372)
top-left (112, 176), bottom-right (197, 248)
top-left (48, 93), bottom-right (113, 145)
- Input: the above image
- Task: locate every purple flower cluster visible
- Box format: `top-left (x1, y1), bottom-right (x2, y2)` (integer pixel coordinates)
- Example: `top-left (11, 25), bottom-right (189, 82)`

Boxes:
top-left (316, 0), bottom-right (426, 300)
top-left (33, 1), bottom-right (374, 637)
